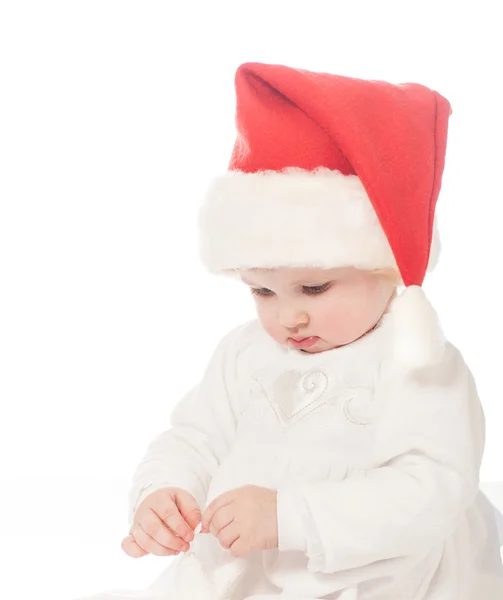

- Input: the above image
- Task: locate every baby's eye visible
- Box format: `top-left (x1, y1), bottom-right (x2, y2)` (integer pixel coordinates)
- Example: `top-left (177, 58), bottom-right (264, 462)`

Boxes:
top-left (303, 283), bottom-right (331, 295)
top-left (251, 288), bottom-right (274, 297)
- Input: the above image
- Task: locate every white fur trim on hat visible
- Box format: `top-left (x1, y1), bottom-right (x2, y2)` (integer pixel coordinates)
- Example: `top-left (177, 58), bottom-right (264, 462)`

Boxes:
top-left (197, 167), bottom-right (440, 275)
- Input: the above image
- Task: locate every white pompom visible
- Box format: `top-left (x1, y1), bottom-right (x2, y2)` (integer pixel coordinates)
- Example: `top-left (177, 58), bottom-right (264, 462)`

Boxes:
top-left (390, 285), bottom-right (446, 367)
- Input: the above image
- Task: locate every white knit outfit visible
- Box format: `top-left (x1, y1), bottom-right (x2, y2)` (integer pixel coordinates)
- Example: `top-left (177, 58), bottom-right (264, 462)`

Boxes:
top-left (103, 315), bottom-right (503, 600)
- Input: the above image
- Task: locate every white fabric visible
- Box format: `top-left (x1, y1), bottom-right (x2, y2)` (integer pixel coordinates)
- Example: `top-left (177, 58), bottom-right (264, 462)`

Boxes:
top-left (90, 316), bottom-right (503, 599)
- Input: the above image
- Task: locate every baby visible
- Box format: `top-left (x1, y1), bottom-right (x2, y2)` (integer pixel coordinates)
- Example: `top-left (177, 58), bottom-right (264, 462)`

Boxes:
top-left (81, 63), bottom-right (503, 599)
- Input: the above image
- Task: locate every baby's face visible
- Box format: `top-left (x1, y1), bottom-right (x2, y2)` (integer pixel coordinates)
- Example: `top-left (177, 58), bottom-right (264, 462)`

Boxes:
top-left (239, 267), bottom-right (396, 353)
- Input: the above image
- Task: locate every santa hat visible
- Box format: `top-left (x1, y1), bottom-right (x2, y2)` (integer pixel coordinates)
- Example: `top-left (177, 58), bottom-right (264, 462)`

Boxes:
top-left (198, 63), bottom-right (452, 365)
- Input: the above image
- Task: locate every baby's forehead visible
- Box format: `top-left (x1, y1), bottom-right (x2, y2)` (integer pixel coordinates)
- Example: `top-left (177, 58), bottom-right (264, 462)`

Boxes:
top-left (240, 266), bottom-right (345, 285)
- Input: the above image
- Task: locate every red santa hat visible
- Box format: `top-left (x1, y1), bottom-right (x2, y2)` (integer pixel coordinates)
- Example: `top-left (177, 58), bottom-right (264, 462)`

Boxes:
top-left (198, 62), bottom-right (452, 367)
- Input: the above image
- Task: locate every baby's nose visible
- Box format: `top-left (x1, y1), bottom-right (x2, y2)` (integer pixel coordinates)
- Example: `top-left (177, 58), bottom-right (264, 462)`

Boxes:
top-left (278, 307), bottom-right (309, 329)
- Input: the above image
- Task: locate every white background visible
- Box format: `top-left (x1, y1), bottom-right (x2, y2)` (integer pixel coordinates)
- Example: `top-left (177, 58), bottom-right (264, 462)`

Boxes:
top-left (1, 1), bottom-right (502, 598)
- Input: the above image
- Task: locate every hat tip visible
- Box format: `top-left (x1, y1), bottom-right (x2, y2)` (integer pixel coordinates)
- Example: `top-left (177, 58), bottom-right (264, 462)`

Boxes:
top-left (390, 285), bottom-right (446, 368)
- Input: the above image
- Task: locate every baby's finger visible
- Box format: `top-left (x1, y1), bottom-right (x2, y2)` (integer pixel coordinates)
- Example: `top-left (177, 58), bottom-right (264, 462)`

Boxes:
top-left (209, 507), bottom-right (234, 537)
top-left (121, 534), bottom-right (148, 558)
top-left (154, 503), bottom-right (194, 544)
top-left (137, 509), bottom-right (190, 556)
top-left (175, 489), bottom-right (202, 532)
top-left (202, 492), bottom-right (233, 532)
top-left (133, 521), bottom-right (188, 557)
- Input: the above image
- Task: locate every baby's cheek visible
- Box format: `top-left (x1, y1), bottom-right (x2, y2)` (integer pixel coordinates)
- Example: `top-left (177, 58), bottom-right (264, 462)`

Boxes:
top-left (256, 307), bottom-right (281, 343)
top-left (322, 306), bottom-right (361, 343)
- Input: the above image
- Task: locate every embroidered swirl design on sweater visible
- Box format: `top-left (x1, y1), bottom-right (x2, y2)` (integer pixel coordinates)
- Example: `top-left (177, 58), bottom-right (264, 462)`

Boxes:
top-left (250, 368), bottom-right (374, 427)
top-left (335, 385), bottom-right (374, 426)
top-left (250, 369), bottom-right (329, 426)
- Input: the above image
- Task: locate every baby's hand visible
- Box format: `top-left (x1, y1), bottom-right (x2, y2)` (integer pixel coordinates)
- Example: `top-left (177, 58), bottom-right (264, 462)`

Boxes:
top-left (201, 485), bottom-right (278, 558)
top-left (121, 487), bottom-right (201, 558)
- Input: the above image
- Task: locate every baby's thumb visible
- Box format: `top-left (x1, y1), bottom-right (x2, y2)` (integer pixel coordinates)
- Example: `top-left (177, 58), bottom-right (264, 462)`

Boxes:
top-left (175, 489), bottom-right (202, 531)
top-left (121, 534), bottom-right (148, 558)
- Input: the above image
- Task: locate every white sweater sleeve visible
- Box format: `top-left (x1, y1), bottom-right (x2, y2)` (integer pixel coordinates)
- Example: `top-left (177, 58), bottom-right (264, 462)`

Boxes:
top-left (126, 325), bottom-right (245, 526)
top-left (277, 342), bottom-right (485, 574)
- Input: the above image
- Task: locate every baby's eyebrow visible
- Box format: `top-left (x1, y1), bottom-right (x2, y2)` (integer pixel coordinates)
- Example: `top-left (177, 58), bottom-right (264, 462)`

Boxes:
top-left (241, 278), bottom-right (329, 287)
top-left (292, 279), bottom-right (329, 285)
